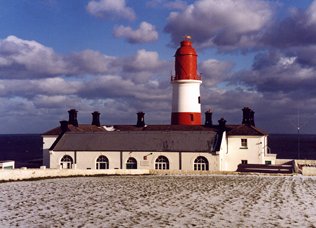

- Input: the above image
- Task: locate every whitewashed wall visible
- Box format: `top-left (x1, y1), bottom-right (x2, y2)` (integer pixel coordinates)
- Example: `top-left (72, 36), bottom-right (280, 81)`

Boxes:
top-left (181, 152), bottom-right (219, 171)
top-left (221, 135), bottom-right (267, 171)
top-left (49, 150), bottom-right (219, 171)
top-left (42, 136), bottom-right (58, 167)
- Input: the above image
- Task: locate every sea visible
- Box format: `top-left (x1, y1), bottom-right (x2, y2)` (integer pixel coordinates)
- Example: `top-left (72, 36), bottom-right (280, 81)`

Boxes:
top-left (0, 134), bottom-right (43, 168)
top-left (0, 134), bottom-right (315, 168)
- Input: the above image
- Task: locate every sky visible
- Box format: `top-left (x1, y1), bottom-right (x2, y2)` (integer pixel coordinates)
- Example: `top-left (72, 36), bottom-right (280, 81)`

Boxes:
top-left (1, 0), bottom-right (316, 134)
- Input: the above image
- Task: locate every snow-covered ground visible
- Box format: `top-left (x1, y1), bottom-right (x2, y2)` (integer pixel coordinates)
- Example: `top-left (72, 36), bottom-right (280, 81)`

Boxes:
top-left (0, 175), bottom-right (316, 227)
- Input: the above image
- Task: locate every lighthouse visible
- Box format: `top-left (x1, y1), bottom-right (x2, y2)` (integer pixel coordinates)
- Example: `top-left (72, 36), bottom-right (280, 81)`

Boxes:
top-left (171, 36), bottom-right (202, 125)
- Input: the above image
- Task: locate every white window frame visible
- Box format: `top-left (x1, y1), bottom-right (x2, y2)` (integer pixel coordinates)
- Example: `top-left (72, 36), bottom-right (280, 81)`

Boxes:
top-left (155, 156), bottom-right (169, 170)
top-left (194, 156), bottom-right (209, 171)
top-left (241, 138), bottom-right (248, 149)
top-left (60, 155), bottom-right (73, 169)
top-left (96, 155), bottom-right (109, 169)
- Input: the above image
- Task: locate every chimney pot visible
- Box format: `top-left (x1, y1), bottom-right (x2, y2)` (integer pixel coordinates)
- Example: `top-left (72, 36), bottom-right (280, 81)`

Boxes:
top-left (91, 111), bottom-right (101, 126)
top-left (250, 110), bottom-right (255, 126)
top-left (136, 112), bottom-right (145, 127)
top-left (218, 118), bottom-right (226, 130)
top-left (242, 107), bottom-right (255, 126)
top-left (68, 109), bottom-right (78, 127)
top-left (204, 110), bottom-right (213, 127)
top-left (60, 120), bottom-right (69, 133)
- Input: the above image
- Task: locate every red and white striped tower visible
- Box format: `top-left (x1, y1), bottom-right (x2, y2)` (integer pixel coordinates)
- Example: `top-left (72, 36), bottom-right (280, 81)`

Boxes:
top-left (171, 36), bottom-right (202, 125)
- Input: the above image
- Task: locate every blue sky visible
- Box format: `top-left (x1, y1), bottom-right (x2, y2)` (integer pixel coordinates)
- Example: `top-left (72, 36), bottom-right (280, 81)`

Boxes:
top-left (1, 0), bottom-right (316, 134)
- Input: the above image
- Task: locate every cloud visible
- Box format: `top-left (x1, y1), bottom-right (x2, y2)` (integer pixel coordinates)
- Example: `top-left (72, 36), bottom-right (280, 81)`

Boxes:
top-left (87, 0), bottom-right (136, 21)
top-left (164, 0), bottom-right (273, 49)
top-left (113, 21), bottom-right (158, 43)
top-left (235, 50), bottom-right (316, 98)
top-left (199, 59), bottom-right (233, 86)
top-left (223, 49), bottom-right (316, 133)
top-left (0, 35), bottom-right (173, 132)
top-left (0, 36), bottom-right (119, 79)
top-left (67, 50), bottom-right (117, 75)
top-left (0, 35), bottom-right (67, 78)
top-left (122, 49), bottom-right (164, 73)
top-left (0, 78), bottom-right (83, 98)
top-left (260, 1), bottom-right (316, 48)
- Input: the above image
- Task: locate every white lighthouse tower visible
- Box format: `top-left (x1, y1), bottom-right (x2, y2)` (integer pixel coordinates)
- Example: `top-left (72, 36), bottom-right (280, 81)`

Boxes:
top-left (171, 36), bottom-right (202, 125)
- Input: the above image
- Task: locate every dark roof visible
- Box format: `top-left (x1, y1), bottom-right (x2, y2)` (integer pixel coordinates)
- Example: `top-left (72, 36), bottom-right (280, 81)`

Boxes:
top-left (42, 124), bottom-right (107, 135)
top-left (52, 130), bottom-right (219, 152)
top-left (43, 124), bottom-right (219, 135)
top-left (43, 123), bottom-right (267, 137)
top-left (226, 124), bottom-right (267, 136)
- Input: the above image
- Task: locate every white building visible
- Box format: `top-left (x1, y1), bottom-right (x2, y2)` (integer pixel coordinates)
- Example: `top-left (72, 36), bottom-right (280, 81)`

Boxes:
top-left (42, 37), bottom-right (277, 172)
top-left (42, 108), bottom-right (276, 172)
top-left (0, 160), bottom-right (15, 169)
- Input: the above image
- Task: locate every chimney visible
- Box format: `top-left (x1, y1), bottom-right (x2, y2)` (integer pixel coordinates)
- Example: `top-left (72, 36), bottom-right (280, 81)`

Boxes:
top-left (60, 120), bottom-right (69, 133)
top-left (91, 111), bottom-right (101, 126)
top-left (250, 110), bottom-right (255, 126)
top-left (242, 107), bottom-right (255, 126)
top-left (218, 118), bottom-right (226, 130)
top-left (136, 112), bottom-right (145, 127)
top-left (204, 110), bottom-right (213, 127)
top-left (68, 109), bottom-right (78, 127)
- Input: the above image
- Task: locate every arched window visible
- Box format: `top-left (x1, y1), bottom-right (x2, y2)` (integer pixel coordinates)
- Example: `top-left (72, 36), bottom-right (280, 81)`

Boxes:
top-left (96, 155), bottom-right (109, 169)
top-left (126, 157), bottom-right (137, 169)
top-left (194, 156), bottom-right (209, 171)
top-left (155, 156), bottom-right (169, 170)
top-left (60, 155), bottom-right (73, 169)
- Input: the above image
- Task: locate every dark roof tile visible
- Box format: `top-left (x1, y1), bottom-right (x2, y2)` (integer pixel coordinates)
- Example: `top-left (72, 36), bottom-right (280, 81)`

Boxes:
top-left (226, 124), bottom-right (267, 136)
top-left (52, 130), bottom-right (219, 152)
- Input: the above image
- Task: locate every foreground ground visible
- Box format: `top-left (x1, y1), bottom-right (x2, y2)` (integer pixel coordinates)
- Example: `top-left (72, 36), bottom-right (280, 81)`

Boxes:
top-left (0, 175), bottom-right (316, 227)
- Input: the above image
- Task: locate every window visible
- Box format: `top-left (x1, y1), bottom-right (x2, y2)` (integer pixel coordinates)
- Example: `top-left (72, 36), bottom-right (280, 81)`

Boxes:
top-left (198, 96), bottom-right (201, 104)
top-left (241, 160), bottom-right (248, 164)
top-left (190, 114), bottom-right (194, 121)
top-left (155, 156), bottom-right (169, 170)
top-left (265, 161), bottom-right (272, 165)
top-left (241, 139), bottom-right (248, 148)
top-left (96, 155), bottom-right (109, 169)
top-left (126, 157), bottom-right (137, 169)
top-left (60, 155), bottom-right (73, 169)
top-left (194, 156), bottom-right (209, 171)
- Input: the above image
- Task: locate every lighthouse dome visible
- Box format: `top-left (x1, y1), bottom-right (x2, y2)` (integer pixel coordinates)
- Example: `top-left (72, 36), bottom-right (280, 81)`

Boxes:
top-left (175, 40), bottom-right (197, 56)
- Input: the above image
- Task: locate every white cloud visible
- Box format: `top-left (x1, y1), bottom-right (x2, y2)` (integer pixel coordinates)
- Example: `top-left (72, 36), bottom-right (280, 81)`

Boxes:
top-left (0, 36), bottom-right (119, 78)
top-left (122, 49), bottom-right (163, 72)
top-left (278, 56), bottom-right (297, 67)
top-left (114, 21), bottom-right (158, 43)
top-left (87, 0), bottom-right (136, 20)
top-left (68, 50), bottom-right (116, 75)
top-left (199, 59), bottom-right (233, 86)
top-left (306, 0), bottom-right (316, 25)
top-left (0, 78), bottom-right (82, 97)
top-left (0, 35), bottom-right (67, 78)
top-left (165, 0), bottom-right (273, 49)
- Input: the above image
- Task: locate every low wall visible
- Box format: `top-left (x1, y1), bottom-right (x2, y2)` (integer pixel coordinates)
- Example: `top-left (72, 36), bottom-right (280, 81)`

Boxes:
top-left (0, 168), bottom-right (150, 181)
top-left (295, 159), bottom-right (316, 166)
top-left (302, 167), bottom-right (316, 176)
top-left (275, 159), bottom-right (293, 165)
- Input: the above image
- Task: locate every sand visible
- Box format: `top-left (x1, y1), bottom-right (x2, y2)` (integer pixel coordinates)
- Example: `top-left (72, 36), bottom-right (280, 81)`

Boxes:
top-left (0, 175), bottom-right (316, 227)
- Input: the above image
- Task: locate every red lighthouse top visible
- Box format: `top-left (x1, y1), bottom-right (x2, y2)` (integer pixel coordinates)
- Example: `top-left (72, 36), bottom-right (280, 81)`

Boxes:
top-left (174, 36), bottom-right (200, 80)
